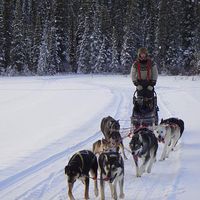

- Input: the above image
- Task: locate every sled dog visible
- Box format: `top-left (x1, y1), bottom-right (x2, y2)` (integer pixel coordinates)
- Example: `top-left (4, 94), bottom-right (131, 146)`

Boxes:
top-left (92, 138), bottom-right (111, 155)
top-left (100, 116), bottom-right (127, 159)
top-left (64, 150), bottom-right (98, 200)
top-left (154, 119), bottom-right (181, 161)
top-left (129, 128), bottom-right (158, 177)
top-left (160, 117), bottom-right (184, 137)
top-left (101, 116), bottom-right (120, 140)
top-left (98, 152), bottom-right (125, 200)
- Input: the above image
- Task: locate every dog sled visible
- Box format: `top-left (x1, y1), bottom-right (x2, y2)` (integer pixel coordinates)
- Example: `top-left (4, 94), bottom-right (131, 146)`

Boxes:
top-left (131, 89), bottom-right (159, 128)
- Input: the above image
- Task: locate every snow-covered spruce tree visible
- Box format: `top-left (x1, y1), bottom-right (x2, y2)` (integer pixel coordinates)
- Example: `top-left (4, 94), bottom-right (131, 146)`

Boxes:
top-left (47, 26), bottom-right (60, 75)
top-left (181, 0), bottom-right (196, 74)
top-left (145, 0), bottom-right (159, 56)
top-left (109, 26), bottom-right (121, 73)
top-left (90, 1), bottom-right (102, 73)
top-left (121, 0), bottom-right (140, 74)
top-left (156, 0), bottom-right (170, 74)
top-left (10, 0), bottom-right (26, 74)
top-left (75, 6), bottom-right (85, 73)
top-left (165, 0), bottom-right (184, 75)
top-left (47, 9), bottom-right (61, 75)
top-left (37, 25), bottom-right (49, 75)
top-left (190, 1), bottom-right (200, 75)
top-left (54, 0), bottom-right (70, 73)
top-left (0, 0), bottom-right (6, 73)
top-left (31, 13), bottom-right (42, 73)
top-left (77, 16), bottom-right (92, 73)
top-left (3, 0), bottom-right (14, 72)
top-left (94, 36), bottom-right (108, 73)
top-left (21, 0), bottom-right (34, 75)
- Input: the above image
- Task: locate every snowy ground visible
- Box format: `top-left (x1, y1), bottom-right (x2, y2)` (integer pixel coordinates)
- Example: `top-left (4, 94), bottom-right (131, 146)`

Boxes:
top-left (0, 75), bottom-right (200, 200)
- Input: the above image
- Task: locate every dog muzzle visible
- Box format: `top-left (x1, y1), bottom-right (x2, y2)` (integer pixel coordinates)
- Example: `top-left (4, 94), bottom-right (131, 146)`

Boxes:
top-left (158, 135), bottom-right (165, 143)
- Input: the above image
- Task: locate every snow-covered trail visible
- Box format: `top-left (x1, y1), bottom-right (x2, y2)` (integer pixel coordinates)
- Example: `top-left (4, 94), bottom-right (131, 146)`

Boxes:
top-left (0, 75), bottom-right (200, 200)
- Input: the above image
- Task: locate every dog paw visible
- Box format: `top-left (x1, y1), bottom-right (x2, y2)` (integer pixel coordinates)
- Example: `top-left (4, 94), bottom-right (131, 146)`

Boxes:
top-left (120, 193), bottom-right (125, 199)
top-left (112, 194), bottom-right (117, 200)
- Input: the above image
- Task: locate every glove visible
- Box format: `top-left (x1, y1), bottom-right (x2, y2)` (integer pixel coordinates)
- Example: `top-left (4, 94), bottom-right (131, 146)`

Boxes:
top-left (147, 85), bottom-right (153, 91)
top-left (150, 80), bottom-right (156, 86)
top-left (136, 85), bottom-right (143, 91)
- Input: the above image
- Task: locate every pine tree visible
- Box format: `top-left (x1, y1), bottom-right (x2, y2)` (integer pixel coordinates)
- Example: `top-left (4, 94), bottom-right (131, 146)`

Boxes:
top-left (0, 0), bottom-right (5, 73)
top-left (90, 1), bottom-right (102, 73)
top-left (110, 26), bottom-right (121, 73)
top-left (156, 0), bottom-right (170, 73)
top-left (47, 5), bottom-right (61, 75)
top-left (37, 25), bottom-right (49, 75)
top-left (54, 0), bottom-right (70, 72)
top-left (94, 36), bottom-right (108, 73)
top-left (10, 0), bottom-right (26, 74)
top-left (165, 0), bottom-right (183, 75)
top-left (22, 0), bottom-right (34, 75)
top-left (75, 6), bottom-right (85, 73)
top-left (181, 0), bottom-right (196, 73)
top-left (145, 0), bottom-right (159, 56)
top-left (3, 0), bottom-right (13, 70)
top-left (77, 16), bottom-right (92, 73)
top-left (31, 13), bottom-right (42, 73)
top-left (121, 0), bottom-right (140, 74)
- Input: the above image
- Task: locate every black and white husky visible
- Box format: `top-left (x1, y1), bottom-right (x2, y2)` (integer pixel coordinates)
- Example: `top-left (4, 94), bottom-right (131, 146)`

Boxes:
top-left (98, 152), bottom-right (125, 200)
top-left (154, 117), bottom-right (184, 161)
top-left (129, 128), bottom-right (158, 177)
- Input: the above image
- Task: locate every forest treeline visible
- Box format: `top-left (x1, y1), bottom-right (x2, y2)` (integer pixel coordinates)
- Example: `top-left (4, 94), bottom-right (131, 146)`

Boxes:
top-left (0, 0), bottom-right (200, 76)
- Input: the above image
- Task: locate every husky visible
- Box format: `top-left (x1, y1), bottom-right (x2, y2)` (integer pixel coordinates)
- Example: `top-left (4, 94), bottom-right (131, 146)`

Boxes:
top-left (129, 128), bottom-right (158, 177)
top-left (160, 117), bottom-right (184, 138)
top-left (64, 150), bottom-right (98, 200)
top-left (100, 116), bottom-right (120, 140)
top-left (100, 116), bottom-right (127, 159)
top-left (92, 138), bottom-right (111, 155)
top-left (98, 152), bottom-right (125, 200)
top-left (154, 118), bottom-right (182, 161)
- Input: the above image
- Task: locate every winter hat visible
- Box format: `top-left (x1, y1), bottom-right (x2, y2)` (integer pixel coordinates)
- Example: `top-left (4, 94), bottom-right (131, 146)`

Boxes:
top-left (137, 47), bottom-right (148, 58)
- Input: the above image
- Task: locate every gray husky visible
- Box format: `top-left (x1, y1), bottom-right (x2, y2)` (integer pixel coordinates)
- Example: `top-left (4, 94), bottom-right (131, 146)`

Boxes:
top-left (101, 116), bottom-right (120, 140)
top-left (98, 152), bottom-right (125, 200)
top-left (100, 116), bottom-right (127, 159)
top-left (129, 128), bottom-right (158, 177)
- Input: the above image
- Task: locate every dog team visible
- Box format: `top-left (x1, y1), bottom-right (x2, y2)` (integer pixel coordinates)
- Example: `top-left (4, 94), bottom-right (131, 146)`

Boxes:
top-left (65, 116), bottom-right (184, 200)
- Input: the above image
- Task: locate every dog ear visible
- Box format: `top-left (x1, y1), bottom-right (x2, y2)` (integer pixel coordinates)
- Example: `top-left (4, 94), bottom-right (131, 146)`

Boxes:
top-left (161, 118), bottom-right (163, 123)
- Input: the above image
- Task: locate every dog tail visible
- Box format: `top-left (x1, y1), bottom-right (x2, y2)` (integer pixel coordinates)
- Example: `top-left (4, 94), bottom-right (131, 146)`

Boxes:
top-left (178, 119), bottom-right (184, 135)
